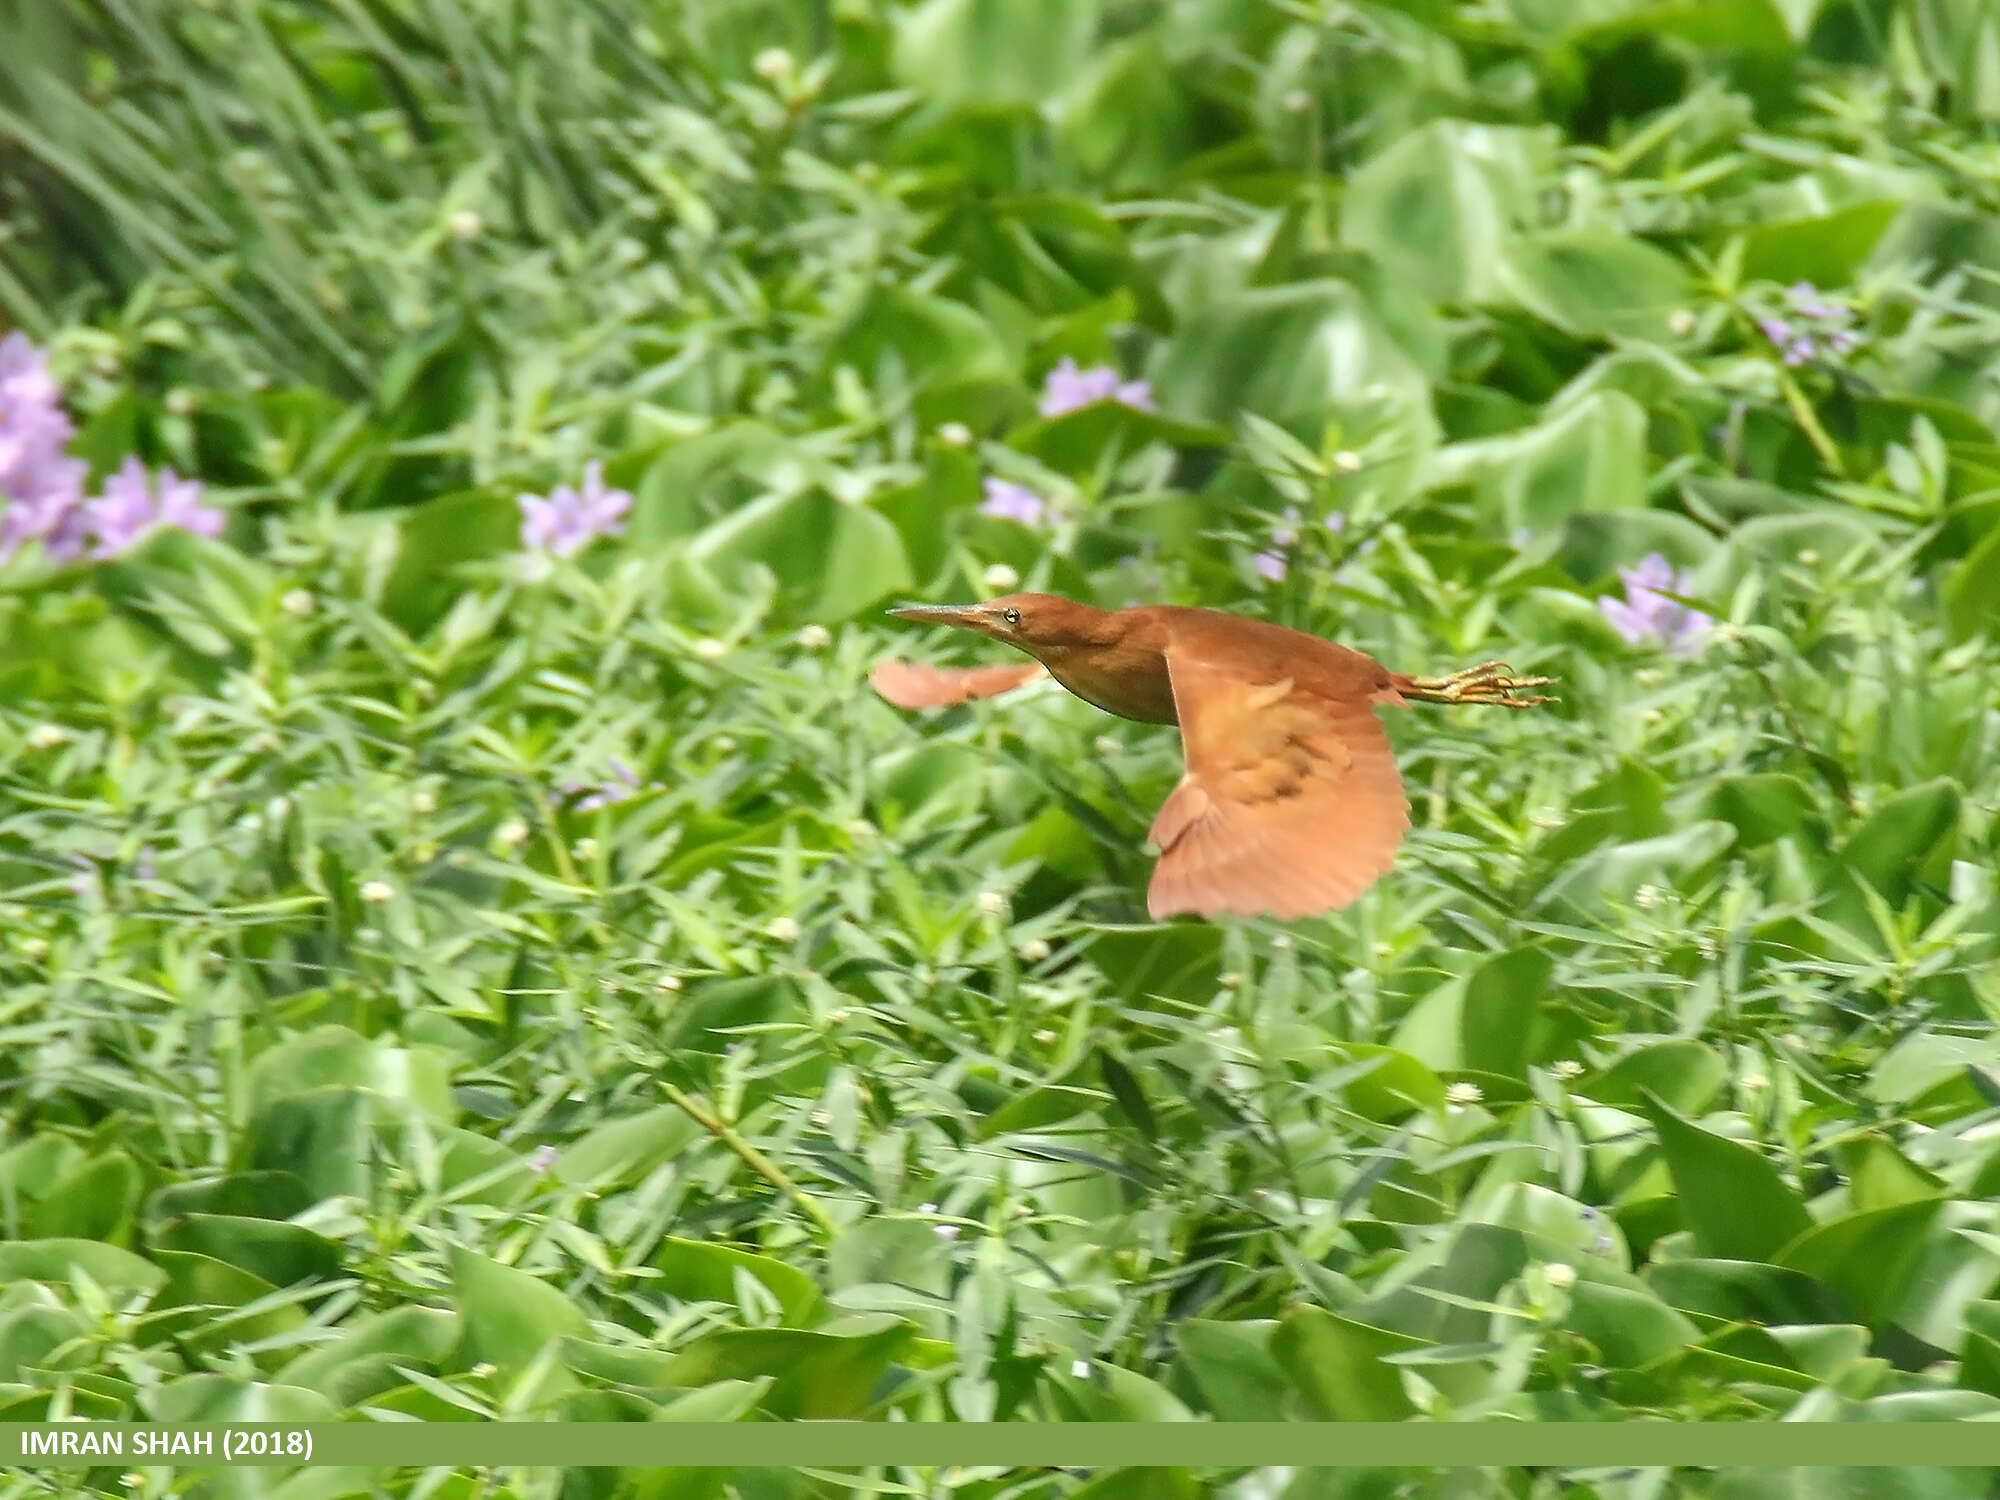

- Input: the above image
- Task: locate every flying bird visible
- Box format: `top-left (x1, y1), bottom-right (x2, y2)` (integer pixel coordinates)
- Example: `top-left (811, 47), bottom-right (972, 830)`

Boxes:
top-left (872, 593), bottom-right (1555, 921)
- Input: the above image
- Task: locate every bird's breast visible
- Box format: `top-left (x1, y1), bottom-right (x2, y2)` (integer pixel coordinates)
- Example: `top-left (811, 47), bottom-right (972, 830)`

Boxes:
top-left (1038, 646), bottom-right (1179, 725)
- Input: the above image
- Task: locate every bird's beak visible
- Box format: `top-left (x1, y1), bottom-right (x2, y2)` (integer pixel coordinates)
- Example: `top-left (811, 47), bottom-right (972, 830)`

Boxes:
top-left (886, 602), bottom-right (993, 631)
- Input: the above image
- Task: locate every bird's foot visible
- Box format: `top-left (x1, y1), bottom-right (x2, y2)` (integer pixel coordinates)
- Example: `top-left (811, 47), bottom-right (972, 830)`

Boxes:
top-left (1404, 660), bottom-right (1558, 708)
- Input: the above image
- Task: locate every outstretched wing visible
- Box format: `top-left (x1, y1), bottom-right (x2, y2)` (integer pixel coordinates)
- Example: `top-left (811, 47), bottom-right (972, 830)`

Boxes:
top-left (1146, 650), bottom-right (1409, 920)
top-left (870, 659), bottom-right (1048, 711)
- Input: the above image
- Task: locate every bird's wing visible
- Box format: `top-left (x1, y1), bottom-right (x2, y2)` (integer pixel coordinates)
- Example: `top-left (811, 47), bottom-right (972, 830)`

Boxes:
top-left (1146, 649), bottom-right (1409, 920)
top-left (870, 659), bottom-right (1048, 711)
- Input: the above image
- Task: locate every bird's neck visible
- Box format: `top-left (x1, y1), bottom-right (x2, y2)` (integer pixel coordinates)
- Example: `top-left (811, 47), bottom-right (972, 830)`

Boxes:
top-left (1027, 616), bottom-right (1178, 725)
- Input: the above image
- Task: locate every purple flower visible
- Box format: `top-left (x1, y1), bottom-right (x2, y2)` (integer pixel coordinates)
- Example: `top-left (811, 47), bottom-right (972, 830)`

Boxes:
top-left (1757, 285), bottom-right (1863, 368)
top-left (84, 457), bottom-right (224, 558)
top-left (1597, 553), bottom-right (1710, 654)
top-left (1253, 550), bottom-right (1287, 583)
top-left (978, 478), bottom-right (1045, 527)
top-left (566, 756), bottom-right (659, 812)
top-left (519, 461), bottom-right (632, 557)
top-left (528, 1144), bottom-right (560, 1174)
top-left (0, 334), bottom-right (89, 565)
top-left (1037, 358), bottom-right (1154, 419)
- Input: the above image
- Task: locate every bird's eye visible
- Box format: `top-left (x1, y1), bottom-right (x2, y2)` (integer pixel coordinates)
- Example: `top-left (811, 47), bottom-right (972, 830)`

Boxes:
top-left (1002, 608), bottom-right (1022, 626)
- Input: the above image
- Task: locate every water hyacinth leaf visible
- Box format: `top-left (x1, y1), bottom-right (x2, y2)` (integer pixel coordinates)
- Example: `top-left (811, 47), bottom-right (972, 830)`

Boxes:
top-left (146, 1376), bottom-right (337, 1424)
top-left (276, 1307), bottom-right (460, 1395)
top-left (1339, 121), bottom-right (1552, 306)
top-left (1460, 944), bottom-right (1553, 1080)
top-left (1430, 390), bottom-right (1649, 535)
top-left (0, 1305), bottom-right (89, 1384)
top-left (1694, 773), bottom-right (1823, 848)
top-left (1055, 33), bottom-right (1195, 191)
top-left (1539, 821), bottom-right (1737, 914)
top-left (1270, 1307), bottom-right (1423, 1421)
top-left (1646, 1259), bottom-right (1853, 1327)
top-left (379, 489), bottom-right (521, 633)
top-left (649, 1238), bottom-right (829, 1328)
top-left (657, 1323), bottom-right (915, 1419)
top-left (151, 1215), bottom-right (343, 1291)
top-left (1326, 1044), bottom-right (1448, 1122)
top-left (1561, 1279), bottom-right (1700, 1369)
top-left (892, 0), bottom-right (1099, 108)
top-left (1174, 1319), bottom-right (1292, 1422)
top-left (1947, 523), bottom-right (2000, 643)
top-left (449, 1248), bottom-right (592, 1371)
top-left (821, 284), bottom-right (1013, 399)
top-left (1047, 1360), bottom-right (1197, 1421)
top-left (553, 1106), bottom-right (705, 1190)
top-left (685, 489), bottom-right (913, 623)
top-left (245, 1025), bottom-right (455, 1120)
top-left (828, 1220), bottom-right (954, 1300)
top-left (1642, 1094), bottom-right (1812, 1262)
top-left (0, 1239), bottom-right (164, 1293)
top-left (1578, 1041), bottom-right (1728, 1115)
top-left (1776, 1200), bottom-right (1949, 1329)
top-left (144, 1172), bottom-right (313, 1226)
top-left (1499, 231), bottom-right (1695, 341)
top-left (1842, 1135), bottom-right (1948, 1213)
top-left (28, 1151), bottom-right (139, 1243)
top-left (1839, 778), bottom-right (1960, 902)
top-left (1152, 281), bottom-right (1437, 442)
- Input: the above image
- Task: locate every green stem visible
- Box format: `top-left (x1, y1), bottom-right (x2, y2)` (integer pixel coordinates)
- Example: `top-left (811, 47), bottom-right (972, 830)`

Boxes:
top-left (661, 1081), bottom-right (837, 1240)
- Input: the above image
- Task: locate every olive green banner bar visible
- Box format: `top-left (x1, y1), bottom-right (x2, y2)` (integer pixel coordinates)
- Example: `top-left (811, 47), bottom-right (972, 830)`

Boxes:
top-left (6, 1423), bottom-right (2000, 1469)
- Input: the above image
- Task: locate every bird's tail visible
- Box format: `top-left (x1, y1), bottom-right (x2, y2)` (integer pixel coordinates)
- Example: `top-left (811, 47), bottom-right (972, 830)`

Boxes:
top-left (1391, 661), bottom-right (1557, 708)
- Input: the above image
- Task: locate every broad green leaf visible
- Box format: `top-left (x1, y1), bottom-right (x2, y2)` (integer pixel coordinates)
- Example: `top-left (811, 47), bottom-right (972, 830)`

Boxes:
top-left (1643, 1095), bottom-right (1811, 1262)
top-left (449, 1248), bottom-right (591, 1370)
top-left (658, 1322), bottom-right (915, 1419)
top-left (1339, 121), bottom-right (1553, 306)
top-left (1500, 231), bottom-right (1694, 341)
top-left (1270, 1305), bottom-right (1422, 1420)
top-left (892, 0), bottom-right (1099, 108)
top-left (1777, 1200), bottom-right (1949, 1329)
top-left (0, 1240), bottom-right (164, 1293)
top-left (1175, 1319), bottom-right (1291, 1422)
top-left (1460, 945), bottom-right (1552, 1080)
top-left (649, 1238), bottom-right (828, 1328)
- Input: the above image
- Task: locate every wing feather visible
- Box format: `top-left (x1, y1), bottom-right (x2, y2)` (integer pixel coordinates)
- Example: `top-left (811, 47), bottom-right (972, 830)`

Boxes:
top-left (1146, 650), bottom-right (1410, 920)
top-left (870, 659), bottom-right (1047, 711)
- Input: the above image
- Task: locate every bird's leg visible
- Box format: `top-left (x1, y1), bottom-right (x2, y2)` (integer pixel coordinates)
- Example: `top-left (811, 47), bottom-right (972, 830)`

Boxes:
top-left (1400, 660), bottom-right (1558, 708)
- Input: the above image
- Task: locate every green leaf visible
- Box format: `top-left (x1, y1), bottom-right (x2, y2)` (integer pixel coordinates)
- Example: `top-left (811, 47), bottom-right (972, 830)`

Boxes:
top-left (1339, 121), bottom-right (1553, 306)
top-left (1152, 280), bottom-right (1437, 442)
top-left (658, 1322), bottom-right (915, 1419)
top-left (649, 1238), bottom-right (828, 1328)
top-left (0, 1239), bottom-right (164, 1292)
top-left (1840, 778), bottom-right (1960, 902)
top-left (1500, 231), bottom-right (1694, 341)
top-left (146, 1377), bottom-right (336, 1423)
top-left (1580, 1042), bottom-right (1728, 1115)
top-left (1174, 1320), bottom-right (1291, 1422)
top-left (685, 489), bottom-right (913, 623)
top-left (449, 1248), bottom-right (591, 1370)
top-left (1643, 1095), bottom-right (1812, 1261)
top-left (892, 0), bottom-right (1099, 108)
top-left (1270, 1305), bottom-right (1423, 1420)
top-left (29, 1151), bottom-right (139, 1242)
top-left (1777, 1200), bottom-right (1948, 1328)
top-left (151, 1215), bottom-right (342, 1291)
top-left (1562, 1280), bottom-right (1699, 1368)
top-left (1430, 390), bottom-right (1650, 534)
top-left (1460, 945), bottom-right (1552, 1080)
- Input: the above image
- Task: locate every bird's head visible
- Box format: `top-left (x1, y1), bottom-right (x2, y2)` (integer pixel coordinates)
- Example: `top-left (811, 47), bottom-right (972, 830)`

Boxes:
top-left (886, 593), bottom-right (1105, 652)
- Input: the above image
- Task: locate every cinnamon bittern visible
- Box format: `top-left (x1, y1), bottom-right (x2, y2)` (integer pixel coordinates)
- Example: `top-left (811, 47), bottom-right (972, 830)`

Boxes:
top-left (873, 594), bottom-right (1555, 921)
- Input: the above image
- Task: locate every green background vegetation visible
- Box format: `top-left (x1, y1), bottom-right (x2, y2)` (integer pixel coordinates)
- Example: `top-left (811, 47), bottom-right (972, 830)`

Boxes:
top-left (4, 0), bottom-right (2000, 1495)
